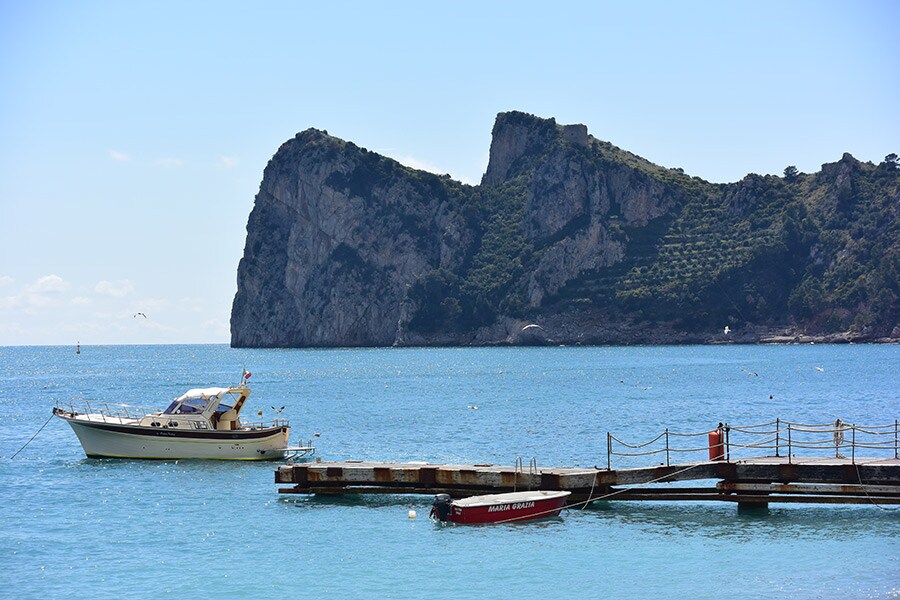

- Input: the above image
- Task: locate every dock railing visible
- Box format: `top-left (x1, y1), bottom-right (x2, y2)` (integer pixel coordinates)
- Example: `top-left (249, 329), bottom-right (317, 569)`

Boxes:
top-left (607, 419), bottom-right (900, 469)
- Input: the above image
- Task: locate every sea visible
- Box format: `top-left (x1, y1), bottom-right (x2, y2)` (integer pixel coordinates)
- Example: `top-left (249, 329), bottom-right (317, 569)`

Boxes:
top-left (1, 344), bottom-right (898, 599)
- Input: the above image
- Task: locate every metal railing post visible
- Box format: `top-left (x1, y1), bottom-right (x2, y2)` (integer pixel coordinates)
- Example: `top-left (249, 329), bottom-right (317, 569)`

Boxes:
top-left (851, 426), bottom-right (856, 464)
top-left (665, 428), bottom-right (670, 467)
top-left (725, 423), bottom-right (731, 462)
top-left (787, 424), bottom-right (792, 464)
top-left (895, 419), bottom-right (898, 460)
top-left (607, 432), bottom-right (612, 471)
top-left (775, 418), bottom-right (780, 457)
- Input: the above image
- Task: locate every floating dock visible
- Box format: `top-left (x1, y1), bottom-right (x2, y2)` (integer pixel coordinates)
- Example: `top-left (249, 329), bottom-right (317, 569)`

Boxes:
top-left (276, 419), bottom-right (900, 507)
top-left (276, 457), bottom-right (900, 507)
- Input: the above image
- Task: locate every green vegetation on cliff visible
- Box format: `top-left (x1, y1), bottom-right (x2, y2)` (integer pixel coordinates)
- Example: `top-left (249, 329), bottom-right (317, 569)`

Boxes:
top-left (405, 113), bottom-right (899, 337)
top-left (232, 113), bottom-right (898, 348)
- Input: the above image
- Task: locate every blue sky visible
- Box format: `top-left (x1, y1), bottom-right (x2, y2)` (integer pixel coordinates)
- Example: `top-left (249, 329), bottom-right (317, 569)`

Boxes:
top-left (1, 1), bottom-right (898, 345)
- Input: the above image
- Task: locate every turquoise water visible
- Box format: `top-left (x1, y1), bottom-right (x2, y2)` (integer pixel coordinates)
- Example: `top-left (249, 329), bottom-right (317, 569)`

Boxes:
top-left (1, 344), bottom-right (898, 599)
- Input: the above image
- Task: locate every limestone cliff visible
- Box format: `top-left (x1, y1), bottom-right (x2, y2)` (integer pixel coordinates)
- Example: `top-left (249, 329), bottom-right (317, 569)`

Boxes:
top-left (231, 111), bottom-right (899, 347)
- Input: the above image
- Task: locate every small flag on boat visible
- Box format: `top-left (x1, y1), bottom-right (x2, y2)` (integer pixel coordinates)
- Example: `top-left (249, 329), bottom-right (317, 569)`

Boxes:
top-left (243, 370), bottom-right (252, 380)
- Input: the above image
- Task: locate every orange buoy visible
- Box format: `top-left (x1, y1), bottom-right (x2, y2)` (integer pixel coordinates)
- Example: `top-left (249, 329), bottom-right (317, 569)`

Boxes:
top-left (708, 427), bottom-right (725, 461)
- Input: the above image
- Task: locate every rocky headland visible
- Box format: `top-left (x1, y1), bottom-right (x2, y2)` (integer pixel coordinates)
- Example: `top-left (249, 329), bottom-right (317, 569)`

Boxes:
top-left (231, 111), bottom-right (899, 347)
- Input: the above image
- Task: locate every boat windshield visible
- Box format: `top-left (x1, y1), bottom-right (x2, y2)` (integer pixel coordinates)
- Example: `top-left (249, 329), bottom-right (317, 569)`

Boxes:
top-left (214, 403), bottom-right (234, 415)
top-left (164, 396), bottom-right (212, 415)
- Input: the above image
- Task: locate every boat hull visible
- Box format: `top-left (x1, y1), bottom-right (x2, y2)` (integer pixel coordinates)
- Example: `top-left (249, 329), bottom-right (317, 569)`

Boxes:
top-left (446, 491), bottom-right (571, 524)
top-left (58, 414), bottom-right (291, 460)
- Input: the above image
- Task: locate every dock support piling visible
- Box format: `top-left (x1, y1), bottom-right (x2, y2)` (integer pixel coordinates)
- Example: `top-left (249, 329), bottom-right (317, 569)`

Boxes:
top-left (737, 501), bottom-right (770, 513)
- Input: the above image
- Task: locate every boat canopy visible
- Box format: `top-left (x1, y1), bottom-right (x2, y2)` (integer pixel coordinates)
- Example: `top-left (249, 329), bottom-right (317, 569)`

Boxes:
top-left (164, 387), bottom-right (235, 415)
top-left (176, 387), bottom-right (231, 402)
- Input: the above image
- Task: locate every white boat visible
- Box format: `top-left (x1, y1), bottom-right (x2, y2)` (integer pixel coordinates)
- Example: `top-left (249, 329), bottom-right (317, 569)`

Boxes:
top-left (53, 373), bottom-right (315, 461)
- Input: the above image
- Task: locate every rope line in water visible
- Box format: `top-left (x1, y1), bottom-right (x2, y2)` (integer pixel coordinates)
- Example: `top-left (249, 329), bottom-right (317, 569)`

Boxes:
top-left (492, 462), bottom-right (709, 524)
top-left (483, 459), bottom-right (898, 524)
top-left (854, 463), bottom-right (898, 512)
top-left (10, 413), bottom-right (55, 460)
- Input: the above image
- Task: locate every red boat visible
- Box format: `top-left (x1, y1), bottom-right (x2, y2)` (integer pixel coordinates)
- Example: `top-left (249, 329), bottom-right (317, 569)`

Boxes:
top-left (430, 490), bottom-right (571, 524)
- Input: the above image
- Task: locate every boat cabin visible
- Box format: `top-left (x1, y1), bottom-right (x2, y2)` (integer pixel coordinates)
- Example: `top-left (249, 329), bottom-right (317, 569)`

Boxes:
top-left (138, 386), bottom-right (250, 431)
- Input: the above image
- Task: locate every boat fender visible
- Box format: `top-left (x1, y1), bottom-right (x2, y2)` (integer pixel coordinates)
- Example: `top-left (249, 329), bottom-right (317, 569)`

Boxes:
top-left (708, 425), bottom-right (725, 461)
top-left (430, 494), bottom-right (453, 521)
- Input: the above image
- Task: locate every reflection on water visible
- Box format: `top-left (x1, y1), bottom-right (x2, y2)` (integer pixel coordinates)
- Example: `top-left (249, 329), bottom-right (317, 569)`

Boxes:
top-left (580, 500), bottom-right (900, 541)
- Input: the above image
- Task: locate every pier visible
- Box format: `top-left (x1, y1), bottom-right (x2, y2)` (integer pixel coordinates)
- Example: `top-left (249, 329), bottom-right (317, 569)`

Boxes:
top-left (276, 419), bottom-right (900, 507)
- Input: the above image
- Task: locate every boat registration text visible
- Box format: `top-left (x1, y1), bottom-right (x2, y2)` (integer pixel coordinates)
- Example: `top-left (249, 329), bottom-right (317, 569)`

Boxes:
top-left (487, 501), bottom-right (536, 512)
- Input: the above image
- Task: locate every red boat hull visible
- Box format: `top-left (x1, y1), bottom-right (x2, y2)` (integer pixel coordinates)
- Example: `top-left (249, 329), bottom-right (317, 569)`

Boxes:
top-left (447, 492), bottom-right (570, 524)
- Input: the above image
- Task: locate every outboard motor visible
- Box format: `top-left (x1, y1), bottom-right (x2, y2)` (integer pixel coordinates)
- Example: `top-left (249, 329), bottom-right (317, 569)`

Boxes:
top-left (430, 494), bottom-right (453, 521)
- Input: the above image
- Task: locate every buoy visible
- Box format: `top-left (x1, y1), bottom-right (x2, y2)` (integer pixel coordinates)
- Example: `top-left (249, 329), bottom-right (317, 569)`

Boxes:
top-left (408, 510), bottom-right (417, 519)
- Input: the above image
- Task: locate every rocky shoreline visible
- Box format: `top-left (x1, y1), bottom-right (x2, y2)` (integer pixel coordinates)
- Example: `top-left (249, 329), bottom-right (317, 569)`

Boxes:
top-left (395, 308), bottom-right (900, 347)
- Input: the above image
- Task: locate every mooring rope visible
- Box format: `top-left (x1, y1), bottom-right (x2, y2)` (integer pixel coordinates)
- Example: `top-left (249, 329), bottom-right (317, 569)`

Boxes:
top-left (854, 462), bottom-right (898, 512)
top-left (492, 462), bottom-right (710, 524)
top-left (9, 413), bottom-right (55, 459)
top-left (580, 471), bottom-right (598, 511)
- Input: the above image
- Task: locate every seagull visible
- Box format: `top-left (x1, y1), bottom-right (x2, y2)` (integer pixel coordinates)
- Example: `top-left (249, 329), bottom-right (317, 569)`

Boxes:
top-left (741, 369), bottom-right (759, 377)
top-left (467, 405), bottom-right (479, 410)
top-left (271, 405), bottom-right (285, 414)
top-left (815, 366), bottom-right (825, 372)
top-left (723, 326), bottom-right (731, 335)
top-left (134, 312), bottom-right (147, 319)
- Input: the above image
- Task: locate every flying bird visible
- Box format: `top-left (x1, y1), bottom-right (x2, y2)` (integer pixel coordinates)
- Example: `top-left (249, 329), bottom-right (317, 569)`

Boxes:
top-left (723, 326), bottom-right (731, 335)
top-left (271, 406), bottom-right (285, 414)
top-left (815, 366), bottom-right (825, 372)
top-left (134, 312), bottom-right (147, 319)
top-left (742, 369), bottom-right (759, 376)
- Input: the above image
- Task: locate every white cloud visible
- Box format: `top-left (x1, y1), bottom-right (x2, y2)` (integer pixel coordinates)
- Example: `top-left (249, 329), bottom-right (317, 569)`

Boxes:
top-left (71, 296), bottom-right (91, 305)
top-left (95, 280), bottom-right (134, 297)
top-left (0, 295), bottom-right (21, 310)
top-left (31, 274), bottom-right (68, 293)
top-left (0, 276), bottom-right (13, 286)
top-left (109, 150), bottom-right (130, 162)
top-left (220, 156), bottom-right (240, 168)
top-left (0, 275), bottom-right (68, 312)
top-left (156, 157), bottom-right (186, 168)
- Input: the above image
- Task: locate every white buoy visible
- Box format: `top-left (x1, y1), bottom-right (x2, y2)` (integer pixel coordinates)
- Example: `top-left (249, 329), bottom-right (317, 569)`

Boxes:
top-left (408, 510), bottom-right (417, 519)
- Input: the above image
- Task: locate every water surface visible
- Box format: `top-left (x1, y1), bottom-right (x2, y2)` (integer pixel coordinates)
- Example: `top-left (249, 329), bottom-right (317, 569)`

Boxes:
top-left (1, 345), bottom-right (897, 599)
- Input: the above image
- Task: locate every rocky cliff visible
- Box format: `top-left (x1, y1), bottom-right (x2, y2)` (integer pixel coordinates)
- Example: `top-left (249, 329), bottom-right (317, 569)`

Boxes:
top-left (231, 111), bottom-right (899, 347)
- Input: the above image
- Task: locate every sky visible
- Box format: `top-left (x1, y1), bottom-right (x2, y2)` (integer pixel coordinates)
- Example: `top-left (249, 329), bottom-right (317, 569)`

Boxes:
top-left (1, 1), bottom-right (898, 346)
